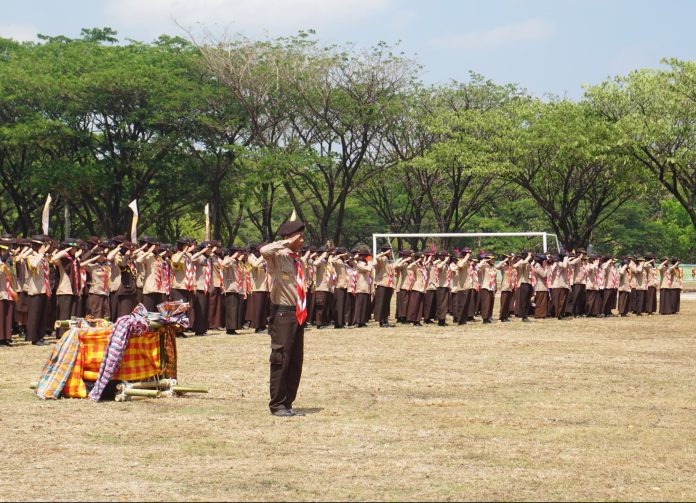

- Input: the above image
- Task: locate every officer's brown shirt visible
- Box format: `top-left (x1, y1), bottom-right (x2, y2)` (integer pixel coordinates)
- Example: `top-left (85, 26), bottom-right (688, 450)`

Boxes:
top-left (260, 240), bottom-right (299, 306)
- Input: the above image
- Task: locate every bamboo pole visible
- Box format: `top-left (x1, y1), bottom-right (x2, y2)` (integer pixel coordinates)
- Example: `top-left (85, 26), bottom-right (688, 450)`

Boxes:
top-left (171, 386), bottom-right (209, 394)
top-left (53, 320), bottom-right (165, 330)
top-left (123, 389), bottom-right (160, 398)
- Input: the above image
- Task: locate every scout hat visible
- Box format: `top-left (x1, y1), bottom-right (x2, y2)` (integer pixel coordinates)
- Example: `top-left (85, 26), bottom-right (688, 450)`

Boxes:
top-left (277, 220), bottom-right (305, 237)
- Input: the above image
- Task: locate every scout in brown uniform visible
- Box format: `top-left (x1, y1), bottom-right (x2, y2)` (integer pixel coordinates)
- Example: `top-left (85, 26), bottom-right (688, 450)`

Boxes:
top-left (448, 252), bottom-right (461, 323)
top-left (549, 254), bottom-right (571, 320)
top-left (260, 220), bottom-right (308, 417)
top-left (422, 253), bottom-right (438, 324)
top-left (567, 251), bottom-right (587, 317)
top-left (192, 242), bottom-right (216, 336)
top-left (406, 252), bottom-right (428, 326)
top-left (454, 250), bottom-right (472, 325)
top-left (477, 253), bottom-right (497, 324)
top-left (496, 253), bottom-right (516, 322)
top-left (107, 236), bottom-right (126, 321)
top-left (49, 239), bottom-right (81, 338)
top-left (0, 238), bottom-right (19, 346)
top-left (221, 248), bottom-right (242, 334)
top-left (208, 244), bottom-right (226, 330)
top-left (394, 250), bottom-right (412, 324)
top-left (533, 255), bottom-right (550, 319)
top-left (585, 255), bottom-right (603, 317)
top-left (617, 258), bottom-right (631, 316)
top-left (170, 238), bottom-right (195, 305)
top-left (601, 257), bottom-right (618, 317)
top-left (135, 237), bottom-right (167, 312)
top-left (373, 245), bottom-right (397, 328)
top-left (309, 247), bottom-right (332, 329)
top-left (25, 236), bottom-right (53, 345)
top-left (330, 247), bottom-right (349, 328)
top-left (112, 241), bottom-right (139, 318)
top-left (513, 252), bottom-right (534, 322)
top-left (248, 245), bottom-right (271, 332)
top-left (352, 250), bottom-right (374, 328)
top-left (82, 249), bottom-right (111, 319)
top-left (433, 250), bottom-right (451, 326)
top-left (344, 252), bottom-right (358, 326)
top-left (629, 256), bottom-right (647, 315)
top-left (643, 254), bottom-right (658, 314)
top-left (11, 239), bottom-right (32, 334)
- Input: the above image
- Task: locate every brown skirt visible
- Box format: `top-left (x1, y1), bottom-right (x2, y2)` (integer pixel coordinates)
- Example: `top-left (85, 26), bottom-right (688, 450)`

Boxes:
top-left (479, 289), bottom-right (494, 321)
top-left (423, 290), bottom-right (437, 321)
top-left (645, 286), bottom-right (657, 313)
top-left (373, 286), bottom-right (393, 324)
top-left (208, 287), bottom-right (225, 329)
top-left (224, 292), bottom-right (241, 329)
top-left (332, 288), bottom-right (347, 327)
top-left (396, 290), bottom-right (409, 320)
top-left (435, 287), bottom-right (449, 321)
top-left (499, 290), bottom-right (513, 321)
top-left (251, 291), bottom-right (270, 329)
top-left (602, 288), bottom-right (617, 315)
top-left (618, 291), bottom-right (630, 315)
top-left (534, 291), bottom-right (549, 318)
top-left (551, 288), bottom-right (569, 319)
top-left (353, 292), bottom-right (371, 326)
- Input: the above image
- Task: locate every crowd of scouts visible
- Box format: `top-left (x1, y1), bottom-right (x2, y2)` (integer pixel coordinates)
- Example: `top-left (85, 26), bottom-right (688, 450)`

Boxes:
top-left (0, 234), bottom-right (685, 348)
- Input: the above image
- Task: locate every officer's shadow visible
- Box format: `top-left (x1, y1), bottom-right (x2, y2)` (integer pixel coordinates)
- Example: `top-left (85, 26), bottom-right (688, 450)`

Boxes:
top-left (296, 407), bottom-right (324, 415)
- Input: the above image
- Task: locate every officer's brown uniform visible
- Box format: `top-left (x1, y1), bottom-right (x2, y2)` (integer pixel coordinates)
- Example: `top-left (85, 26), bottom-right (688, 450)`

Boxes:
top-left (260, 228), bottom-right (306, 415)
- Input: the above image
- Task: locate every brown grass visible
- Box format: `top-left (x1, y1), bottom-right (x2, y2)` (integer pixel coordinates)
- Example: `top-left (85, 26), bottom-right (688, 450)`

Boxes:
top-left (1, 302), bottom-right (695, 501)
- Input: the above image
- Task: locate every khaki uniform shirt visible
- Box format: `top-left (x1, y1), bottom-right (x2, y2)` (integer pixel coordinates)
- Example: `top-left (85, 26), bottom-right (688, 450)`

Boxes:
top-left (630, 262), bottom-right (647, 291)
top-left (449, 262), bottom-right (460, 293)
top-left (137, 253), bottom-right (166, 295)
top-left (407, 262), bottom-right (427, 293)
top-left (26, 252), bottom-right (51, 296)
top-left (426, 262), bottom-right (438, 291)
top-left (260, 240), bottom-right (300, 306)
top-left (585, 262), bottom-right (599, 291)
top-left (333, 259), bottom-right (348, 290)
top-left (515, 260), bottom-right (532, 285)
top-left (170, 251), bottom-right (192, 290)
top-left (394, 259), bottom-right (410, 292)
top-left (618, 265), bottom-right (631, 292)
top-left (355, 261), bottom-right (373, 294)
top-left (570, 257), bottom-right (586, 285)
top-left (247, 254), bottom-right (270, 292)
top-left (54, 257), bottom-right (80, 296)
top-left (84, 262), bottom-right (111, 296)
top-left (313, 258), bottom-right (332, 293)
top-left (533, 263), bottom-right (549, 292)
top-left (374, 256), bottom-right (396, 289)
top-left (0, 261), bottom-right (18, 301)
top-left (496, 262), bottom-right (515, 292)
top-left (478, 262), bottom-right (497, 291)
top-left (550, 258), bottom-right (571, 290)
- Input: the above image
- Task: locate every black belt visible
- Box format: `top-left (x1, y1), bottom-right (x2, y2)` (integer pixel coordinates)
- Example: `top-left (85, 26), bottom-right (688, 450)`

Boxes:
top-left (271, 304), bottom-right (295, 312)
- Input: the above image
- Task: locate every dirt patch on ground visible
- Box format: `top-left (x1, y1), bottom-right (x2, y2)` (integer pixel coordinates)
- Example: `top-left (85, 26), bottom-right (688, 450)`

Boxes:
top-left (1, 303), bottom-right (695, 501)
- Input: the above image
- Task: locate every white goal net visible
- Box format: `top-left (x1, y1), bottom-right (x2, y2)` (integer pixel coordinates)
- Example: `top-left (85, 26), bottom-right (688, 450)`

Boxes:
top-left (371, 232), bottom-right (562, 258)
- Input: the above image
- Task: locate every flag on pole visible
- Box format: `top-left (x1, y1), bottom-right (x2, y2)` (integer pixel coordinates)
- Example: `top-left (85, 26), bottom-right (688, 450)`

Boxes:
top-left (128, 199), bottom-right (138, 243)
top-left (289, 209), bottom-right (298, 222)
top-left (204, 204), bottom-right (211, 241)
top-left (41, 194), bottom-right (52, 235)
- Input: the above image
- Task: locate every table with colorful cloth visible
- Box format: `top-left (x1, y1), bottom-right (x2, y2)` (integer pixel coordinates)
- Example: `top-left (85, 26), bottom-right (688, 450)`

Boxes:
top-left (35, 301), bottom-right (189, 400)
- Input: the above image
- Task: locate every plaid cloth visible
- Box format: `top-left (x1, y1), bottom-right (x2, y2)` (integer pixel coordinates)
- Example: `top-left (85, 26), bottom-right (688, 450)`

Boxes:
top-left (62, 326), bottom-right (162, 398)
top-left (35, 328), bottom-right (82, 400)
top-left (88, 304), bottom-right (149, 401)
top-left (160, 325), bottom-right (178, 379)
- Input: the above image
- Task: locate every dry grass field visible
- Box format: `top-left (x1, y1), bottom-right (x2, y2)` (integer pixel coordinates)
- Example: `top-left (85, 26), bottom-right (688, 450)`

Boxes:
top-left (1, 300), bottom-right (695, 501)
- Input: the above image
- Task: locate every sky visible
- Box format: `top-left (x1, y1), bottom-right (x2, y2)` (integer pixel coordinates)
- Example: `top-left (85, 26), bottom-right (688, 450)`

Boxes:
top-left (2, 0), bottom-right (695, 99)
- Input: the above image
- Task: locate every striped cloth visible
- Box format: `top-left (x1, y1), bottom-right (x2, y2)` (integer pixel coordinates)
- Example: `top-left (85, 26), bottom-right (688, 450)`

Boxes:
top-left (35, 328), bottom-right (82, 400)
top-left (88, 304), bottom-right (150, 401)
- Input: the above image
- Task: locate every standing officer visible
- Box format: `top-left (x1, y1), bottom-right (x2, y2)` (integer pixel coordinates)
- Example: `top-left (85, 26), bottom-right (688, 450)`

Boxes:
top-left (260, 220), bottom-right (308, 417)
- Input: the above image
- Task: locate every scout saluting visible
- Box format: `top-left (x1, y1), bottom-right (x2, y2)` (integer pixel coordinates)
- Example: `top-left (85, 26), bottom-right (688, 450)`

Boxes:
top-left (260, 220), bottom-right (308, 417)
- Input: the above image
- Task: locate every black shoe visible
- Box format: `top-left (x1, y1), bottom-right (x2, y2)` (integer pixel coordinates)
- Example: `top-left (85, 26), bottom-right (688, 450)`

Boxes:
top-left (413, 322), bottom-right (422, 327)
top-left (32, 340), bottom-right (48, 346)
top-left (483, 319), bottom-right (492, 324)
top-left (226, 329), bottom-right (237, 335)
top-left (357, 323), bottom-right (367, 328)
top-left (438, 320), bottom-right (447, 327)
top-left (255, 328), bottom-right (266, 334)
top-left (287, 408), bottom-right (305, 416)
top-left (424, 319), bottom-right (433, 324)
top-left (500, 318), bottom-right (511, 323)
top-left (522, 318), bottom-right (531, 323)
top-left (195, 332), bottom-right (206, 336)
top-left (380, 323), bottom-right (395, 328)
top-left (458, 321), bottom-right (467, 325)
top-left (0, 340), bottom-right (9, 346)
top-left (334, 325), bottom-right (344, 329)
top-left (271, 409), bottom-right (295, 417)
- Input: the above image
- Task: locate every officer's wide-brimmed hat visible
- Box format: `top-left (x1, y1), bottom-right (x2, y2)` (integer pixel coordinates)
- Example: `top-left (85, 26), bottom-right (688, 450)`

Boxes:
top-left (278, 220), bottom-right (305, 237)
top-left (380, 243), bottom-right (392, 252)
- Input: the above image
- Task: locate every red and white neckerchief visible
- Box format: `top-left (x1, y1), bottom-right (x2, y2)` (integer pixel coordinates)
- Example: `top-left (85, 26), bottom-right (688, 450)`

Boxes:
top-left (386, 262), bottom-right (394, 288)
top-left (582, 261), bottom-right (588, 283)
top-left (293, 254), bottom-right (307, 325)
top-left (155, 257), bottom-right (163, 290)
top-left (510, 265), bottom-right (518, 289)
top-left (2, 263), bottom-right (18, 302)
top-left (163, 261), bottom-right (172, 296)
top-left (469, 263), bottom-right (480, 291)
top-left (43, 259), bottom-right (52, 298)
top-left (610, 266), bottom-right (618, 289)
top-left (65, 255), bottom-right (80, 294)
top-left (445, 265), bottom-right (451, 288)
top-left (350, 267), bottom-right (358, 295)
top-left (651, 268), bottom-right (657, 287)
top-left (79, 267), bottom-right (87, 295)
top-left (245, 264), bottom-right (252, 296)
top-left (488, 265), bottom-right (496, 290)
top-left (102, 263), bottom-right (110, 293)
top-left (203, 258), bottom-right (212, 294)
top-left (528, 263), bottom-right (535, 285)
top-left (567, 264), bottom-right (573, 286)
top-left (328, 262), bottom-right (338, 288)
top-left (545, 265), bottom-right (552, 289)
top-left (184, 255), bottom-right (195, 291)
top-left (407, 267), bottom-right (416, 290)
top-left (419, 263), bottom-right (428, 289)
top-left (596, 266), bottom-right (605, 290)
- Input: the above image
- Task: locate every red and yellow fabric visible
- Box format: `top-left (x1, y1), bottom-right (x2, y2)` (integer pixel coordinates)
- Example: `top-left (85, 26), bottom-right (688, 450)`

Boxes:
top-left (62, 328), bottom-right (162, 398)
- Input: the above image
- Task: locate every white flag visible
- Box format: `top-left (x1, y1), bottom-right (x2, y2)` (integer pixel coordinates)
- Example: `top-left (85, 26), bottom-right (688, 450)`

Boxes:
top-left (289, 209), bottom-right (298, 222)
top-left (41, 194), bottom-right (52, 235)
top-left (128, 199), bottom-right (138, 243)
top-left (204, 204), bottom-right (211, 241)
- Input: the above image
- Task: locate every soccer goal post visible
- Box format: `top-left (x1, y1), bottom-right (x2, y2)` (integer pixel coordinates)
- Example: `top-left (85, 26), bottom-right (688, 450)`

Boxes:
top-left (372, 232), bottom-right (562, 258)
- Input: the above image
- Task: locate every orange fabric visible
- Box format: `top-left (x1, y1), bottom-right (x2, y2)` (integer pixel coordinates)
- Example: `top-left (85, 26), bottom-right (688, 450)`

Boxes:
top-left (62, 327), bottom-right (161, 398)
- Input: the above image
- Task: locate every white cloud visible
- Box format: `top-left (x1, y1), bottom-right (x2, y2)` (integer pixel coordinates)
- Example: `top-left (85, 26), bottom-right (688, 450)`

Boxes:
top-left (104, 0), bottom-right (392, 39)
top-left (430, 17), bottom-right (555, 51)
top-left (0, 24), bottom-right (39, 42)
